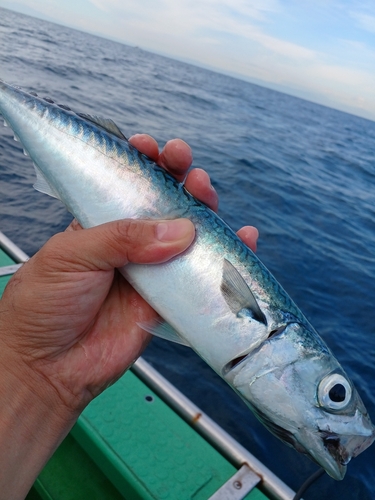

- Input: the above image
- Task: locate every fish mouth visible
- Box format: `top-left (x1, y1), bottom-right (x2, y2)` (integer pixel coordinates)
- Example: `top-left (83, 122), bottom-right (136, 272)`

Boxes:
top-left (319, 432), bottom-right (348, 480)
top-left (248, 403), bottom-right (375, 480)
top-left (318, 428), bottom-right (375, 480)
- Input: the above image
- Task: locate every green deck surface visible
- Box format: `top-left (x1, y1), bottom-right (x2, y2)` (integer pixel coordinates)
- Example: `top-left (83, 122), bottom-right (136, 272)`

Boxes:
top-left (0, 247), bottom-right (15, 296)
top-left (1, 244), bottom-right (268, 500)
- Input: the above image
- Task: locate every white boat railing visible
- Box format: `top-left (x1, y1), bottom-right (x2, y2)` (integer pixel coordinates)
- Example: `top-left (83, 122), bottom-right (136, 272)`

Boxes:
top-left (133, 357), bottom-right (295, 500)
top-left (0, 231), bottom-right (29, 263)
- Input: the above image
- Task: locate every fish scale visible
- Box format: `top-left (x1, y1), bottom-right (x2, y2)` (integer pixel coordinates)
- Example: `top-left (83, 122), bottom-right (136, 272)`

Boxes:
top-left (0, 79), bottom-right (374, 480)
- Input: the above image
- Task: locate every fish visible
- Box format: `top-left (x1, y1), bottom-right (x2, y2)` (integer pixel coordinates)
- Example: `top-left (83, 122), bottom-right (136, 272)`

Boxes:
top-left (0, 79), bottom-right (373, 480)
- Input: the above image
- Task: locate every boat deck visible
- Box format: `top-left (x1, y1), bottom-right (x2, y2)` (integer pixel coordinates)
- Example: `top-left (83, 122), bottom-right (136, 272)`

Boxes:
top-left (0, 234), bottom-right (294, 500)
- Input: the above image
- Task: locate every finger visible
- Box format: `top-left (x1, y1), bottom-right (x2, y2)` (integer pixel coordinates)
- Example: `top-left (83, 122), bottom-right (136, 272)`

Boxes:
top-left (129, 134), bottom-right (159, 161)
top-left (236, 226), bottom-right (259, 253)
top-left (40, 219), bottom-right (195, 273)
top-left (65, 219), bottom-right (83, 232)
top-left (158, 139), bottom-right (193, 181)
top-left (184, 168), bottom-right (218, 212)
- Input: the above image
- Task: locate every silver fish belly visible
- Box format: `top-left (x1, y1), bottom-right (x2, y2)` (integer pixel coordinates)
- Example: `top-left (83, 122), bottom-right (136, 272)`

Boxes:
top-left (0, 79), bottom-right (373, 480)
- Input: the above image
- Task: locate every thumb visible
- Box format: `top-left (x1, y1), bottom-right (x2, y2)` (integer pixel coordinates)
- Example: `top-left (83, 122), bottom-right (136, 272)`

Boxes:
top-left (37, 218), bottom-right (195, 272)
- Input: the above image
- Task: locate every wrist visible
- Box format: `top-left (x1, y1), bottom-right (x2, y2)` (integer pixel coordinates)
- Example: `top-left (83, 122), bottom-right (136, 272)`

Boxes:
top-left (0, 342), bottom-right (78, 498)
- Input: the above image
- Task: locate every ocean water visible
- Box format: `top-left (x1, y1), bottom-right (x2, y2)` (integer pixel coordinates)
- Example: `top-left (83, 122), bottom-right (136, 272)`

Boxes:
top-left (1, 7), bottom-right (375, 499)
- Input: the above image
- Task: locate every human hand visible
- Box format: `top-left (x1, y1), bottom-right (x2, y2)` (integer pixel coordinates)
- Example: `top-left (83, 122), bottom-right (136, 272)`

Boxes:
top-left (0, 135), bottom-right (259, 414)
top-left (0, 135), bottom-right (259, 497)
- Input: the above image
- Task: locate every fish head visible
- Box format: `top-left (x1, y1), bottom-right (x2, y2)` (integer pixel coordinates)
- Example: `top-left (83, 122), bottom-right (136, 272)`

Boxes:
top-left (225, 322), bottom-right (375, 480)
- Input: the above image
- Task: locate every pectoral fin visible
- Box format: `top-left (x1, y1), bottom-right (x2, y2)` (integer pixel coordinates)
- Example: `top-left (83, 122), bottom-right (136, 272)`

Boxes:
top-left (221, 258), bottom-right (267, 325)
top-left (137, 318), bottom-right (190, 346)
top-left (33, 163), bottom-right (61, 199)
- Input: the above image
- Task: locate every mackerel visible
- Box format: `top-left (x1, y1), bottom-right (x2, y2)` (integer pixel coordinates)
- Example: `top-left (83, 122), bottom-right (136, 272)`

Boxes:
top-left (0, 80), bottom-right (373, 479)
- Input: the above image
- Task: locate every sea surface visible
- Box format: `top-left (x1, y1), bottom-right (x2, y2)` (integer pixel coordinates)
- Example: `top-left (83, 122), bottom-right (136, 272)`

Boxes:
top-left (1, 7), bottom-right (374, 499)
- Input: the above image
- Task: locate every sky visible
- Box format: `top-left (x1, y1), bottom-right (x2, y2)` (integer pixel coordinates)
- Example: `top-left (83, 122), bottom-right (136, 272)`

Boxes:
top-left (1, 0), bottom-right (375, 121)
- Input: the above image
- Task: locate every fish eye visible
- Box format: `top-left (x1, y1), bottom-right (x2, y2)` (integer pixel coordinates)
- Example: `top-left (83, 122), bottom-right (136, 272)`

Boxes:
top-left (318, 373), bottom-right (352, 411)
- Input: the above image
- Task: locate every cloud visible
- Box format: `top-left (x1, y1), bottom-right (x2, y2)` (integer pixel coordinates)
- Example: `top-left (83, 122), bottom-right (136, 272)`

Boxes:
top-left (351, 11), bottom-right (375, 33)
top-left (245, 29), bottom-right (316, 60)
top-left (311, 64), bottom-right (371, 87)
top-left (86, 0), bottom-right (282, 37)
top-left (195, 0), bottom-right (281, 21)
top-left (86, 0), bottom-right (314, 62)
top-left (88, 0), bottom-right (280, 21)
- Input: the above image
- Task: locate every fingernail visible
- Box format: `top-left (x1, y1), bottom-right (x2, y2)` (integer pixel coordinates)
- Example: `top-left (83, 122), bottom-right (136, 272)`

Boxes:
top-left (156, 219), bottom-right (194, 241)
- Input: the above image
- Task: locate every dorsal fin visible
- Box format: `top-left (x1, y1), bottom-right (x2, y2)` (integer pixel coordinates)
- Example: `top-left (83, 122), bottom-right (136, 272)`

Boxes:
top-left (77, 113), bottom-right (127, 140)
top-left (221, 258), bottom-right (267, 325)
